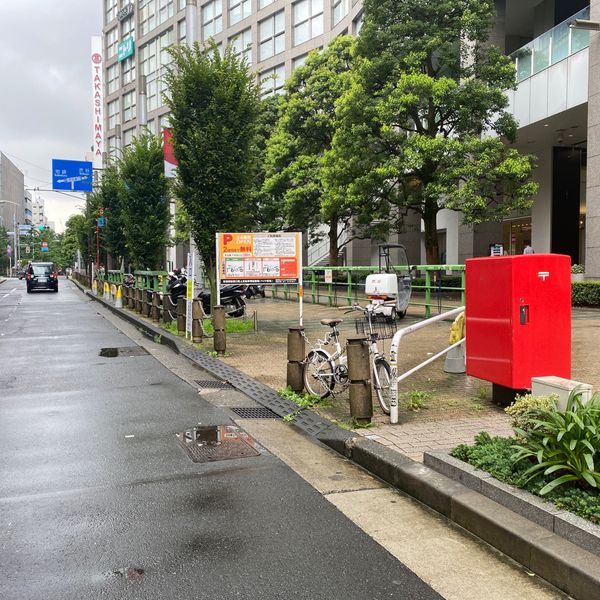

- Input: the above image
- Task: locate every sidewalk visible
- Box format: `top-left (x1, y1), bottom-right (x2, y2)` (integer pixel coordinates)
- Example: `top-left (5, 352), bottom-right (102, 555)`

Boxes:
top-left (211, 297), bottom-right (598, 460)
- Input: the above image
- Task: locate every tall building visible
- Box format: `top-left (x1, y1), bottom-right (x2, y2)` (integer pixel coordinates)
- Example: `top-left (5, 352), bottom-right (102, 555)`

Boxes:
top-left (0, 152), bottom-right (25, 231)
top-left (101, 0), bottom-right (600, 275)
top-left (32, 196), bottom-right (49, 229)
top-left (102, 0), bottom-right (363, 155)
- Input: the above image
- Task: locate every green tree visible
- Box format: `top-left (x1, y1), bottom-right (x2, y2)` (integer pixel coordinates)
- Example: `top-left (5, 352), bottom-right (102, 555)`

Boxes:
top-left (60, 214), bottom-right (86, 267)
top-left (0, 226), bottom-right (10, 274)
top-left (165, 42), bottom-right (260, 299)
top-left (95, 163), bottom-right (128, 267)
top-left (327, 0), bottom-right (538, 264)
top-left (264, 37), bottom-right (359, 266)
top-left (119, 132), bottom-right (170, 270)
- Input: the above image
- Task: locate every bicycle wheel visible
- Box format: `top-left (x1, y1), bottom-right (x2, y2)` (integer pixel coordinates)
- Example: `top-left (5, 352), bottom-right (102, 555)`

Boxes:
top-left (373, 357), bottom-right (392, 415)
top-left (303, 350), bottom-right (335, 398)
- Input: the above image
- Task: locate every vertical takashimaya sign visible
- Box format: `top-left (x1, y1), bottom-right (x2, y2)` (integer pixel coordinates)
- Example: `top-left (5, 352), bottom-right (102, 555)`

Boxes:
top-left (91, 36), bottom-right (104, 169)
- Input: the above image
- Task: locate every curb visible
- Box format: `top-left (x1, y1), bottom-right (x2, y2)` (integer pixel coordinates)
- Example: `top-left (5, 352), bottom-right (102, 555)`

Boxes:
top-left (424, 450), bottom-right (600, 558)
top-left (75, 280), bottom-right (600, 599)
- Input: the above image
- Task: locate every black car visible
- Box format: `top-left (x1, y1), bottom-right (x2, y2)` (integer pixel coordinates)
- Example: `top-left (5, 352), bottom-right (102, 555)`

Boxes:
top-left (26, 262), bottom-right (58, 293)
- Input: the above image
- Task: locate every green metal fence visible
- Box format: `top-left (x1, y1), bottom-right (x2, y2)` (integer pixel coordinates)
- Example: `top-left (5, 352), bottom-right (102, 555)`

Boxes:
top-left (96, 269), bottom-right (168, 293)
top-left (269, 265), bottom-right (465, 318)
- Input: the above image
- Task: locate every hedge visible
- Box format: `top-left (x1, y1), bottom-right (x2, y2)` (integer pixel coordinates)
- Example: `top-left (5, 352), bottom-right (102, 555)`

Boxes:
top-left (572, 281), bottom-right (600, 307)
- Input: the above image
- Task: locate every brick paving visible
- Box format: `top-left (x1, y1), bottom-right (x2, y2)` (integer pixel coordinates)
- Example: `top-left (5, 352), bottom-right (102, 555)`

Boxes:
top-left (182, 296), bottom-right (600, 462)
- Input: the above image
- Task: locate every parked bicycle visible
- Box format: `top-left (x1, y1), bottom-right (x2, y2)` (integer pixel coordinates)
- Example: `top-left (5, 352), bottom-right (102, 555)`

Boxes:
top-left (302, 303), bottom-right (394, 414)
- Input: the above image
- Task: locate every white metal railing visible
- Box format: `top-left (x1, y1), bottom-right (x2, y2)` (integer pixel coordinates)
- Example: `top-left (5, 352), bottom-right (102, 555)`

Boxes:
top-left (389, 306), bottom-right (465, 424)
top-left (510, 6), bottom-right (590, 84)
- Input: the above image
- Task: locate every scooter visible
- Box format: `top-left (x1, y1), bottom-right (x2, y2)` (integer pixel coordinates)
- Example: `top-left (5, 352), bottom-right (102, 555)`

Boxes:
top-left (198, 284), bottom-right (247, 318)
top-left (244, 284), bottom-right (266, 299)
top-left (165, 270), bottom-right (187, 319)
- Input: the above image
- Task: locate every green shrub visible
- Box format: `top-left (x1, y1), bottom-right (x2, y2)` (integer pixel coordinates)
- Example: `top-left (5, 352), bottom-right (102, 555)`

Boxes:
top-left (412, 276), bottom-right (463, 290)
top-left (572, 281), bottom-right (600, 306)
top-left (571, 263), bottom-right (585, 274)
top-left (512, 392), bottom-right (600, 495)
top-left (505, 393), bottom-right (557, 432)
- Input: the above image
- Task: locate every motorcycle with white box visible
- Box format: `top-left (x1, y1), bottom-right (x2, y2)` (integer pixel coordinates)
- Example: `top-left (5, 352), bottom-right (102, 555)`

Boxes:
top-left (364, 244), bottom-right (412, 319)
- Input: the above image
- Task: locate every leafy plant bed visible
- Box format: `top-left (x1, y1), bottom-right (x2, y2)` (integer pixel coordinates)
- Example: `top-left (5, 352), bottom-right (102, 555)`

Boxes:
top-left (423, 436), bottom-right (600, 558)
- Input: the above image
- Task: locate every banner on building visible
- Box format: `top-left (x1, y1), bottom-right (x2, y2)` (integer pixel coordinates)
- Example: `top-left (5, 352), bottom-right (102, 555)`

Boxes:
top-left (91, 36), bottom-right (104, 170)
top-left (163, 128), bottom-right (178, 178)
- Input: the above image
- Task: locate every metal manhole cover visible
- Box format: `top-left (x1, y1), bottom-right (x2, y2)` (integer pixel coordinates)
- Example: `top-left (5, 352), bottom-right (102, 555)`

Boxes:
top-left (230, 407), bottom-right (280, 419)
top-left (99, 346), bottom-right (149, 358)
top-left (195, 380), bottom-right (231, 389)
top-left (176, 425), bottom-right (261, 463)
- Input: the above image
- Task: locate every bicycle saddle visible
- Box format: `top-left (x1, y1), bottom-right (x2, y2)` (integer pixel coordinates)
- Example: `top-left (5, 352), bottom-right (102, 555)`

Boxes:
top-left (320, 318), bottom-right (343, 327)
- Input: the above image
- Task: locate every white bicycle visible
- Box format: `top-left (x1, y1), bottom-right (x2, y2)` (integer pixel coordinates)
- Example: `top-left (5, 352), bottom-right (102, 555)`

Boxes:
top-left (303, 303), bottom-right (393, 414)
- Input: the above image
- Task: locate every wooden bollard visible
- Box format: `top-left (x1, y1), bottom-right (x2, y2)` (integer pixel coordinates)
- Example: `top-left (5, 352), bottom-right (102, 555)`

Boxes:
top-left (286, 326), bottom-right (305, 393)
top-left (135, 288), bottom-right (143, 313)
top-left (177, 296), bottom-right (186, 335)
top-left (143, 289), bottom-right (152, 318)
top-left (162, 294), bottom-right (173, 324)
top-left (213, 305), bottom-right (226, 355)
top-left (151, 291), bottom-right (160, 322)
top-left (192, 299), bottom-right (203, 343)
top-left (346, 334), bottom-right (372, 424)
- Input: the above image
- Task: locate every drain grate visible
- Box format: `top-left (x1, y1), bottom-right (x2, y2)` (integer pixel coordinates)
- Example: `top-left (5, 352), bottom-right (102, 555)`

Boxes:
top-left (230, 407), bottom-right (280, 419)
top-left (195, 380), bottom-right (231, 389)
top-left (100, 346), bottom-right (149, 358)
top-left (177, 425), bottom-right (261, 463)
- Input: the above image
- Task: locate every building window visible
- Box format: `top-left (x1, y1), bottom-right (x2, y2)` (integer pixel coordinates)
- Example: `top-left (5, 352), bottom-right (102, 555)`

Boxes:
top-left (259, 0), bottom-right (274, 8)
top-left (108, 98), bottom-right (120, 129)
top-left (260, 63), bottom-right (285, 97)
top-left (146, 118), bottom-right (155, 134)
top-left (293, 0), bottom-right (323, 46)
top-left (140, 28), bottom-right (174, 112)
top-left (292, 52), bottom-right (309, 70)
top-left (229, 0), bottom-right (251, 25)
top-left (123, 91), bottom-right (137, 122)
top-left (105, 0), bottom-right (118, 23)
top-left (178, 19), bottom-right (186, 43)
top-left (259, 10), bottom-right (285, 61)
top-left (230, 28), bottom-right (252, 65)
top-left (158, 0), bottom-right (174, 24)
top-left (332, 0), bottom-right (349, 26)
top-left (122, 55), bottom-right (136, 85)
top-left (106, 27), bottom-right (119, 58)
top-left (353, 12), bottom-right (363, 35)
top-left (107, 63), bottom-right (119, 94)
top-left (159, 114), bottom-right (170, 130)
top-left (121, 15), bottom-right (135, 40)
top-left (139, 0), bottom-right (156, 36)
top-left (202, 0), bottom-right (223, 40)
top-left (123, 127), bottom-right (135, 148)
top-left (178, 0), bottom-right (186, 10)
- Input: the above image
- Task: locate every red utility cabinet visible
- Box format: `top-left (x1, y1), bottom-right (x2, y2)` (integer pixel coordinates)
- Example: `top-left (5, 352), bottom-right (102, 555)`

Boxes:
top-left (465, 254), bottom-right (571, 398)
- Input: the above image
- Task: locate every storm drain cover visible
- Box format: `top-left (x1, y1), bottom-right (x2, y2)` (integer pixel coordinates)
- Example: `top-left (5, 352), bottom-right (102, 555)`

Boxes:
top-left (177, 425), bottom-right (261, 463)
top-left (195, 380), bottom-right (231, 389)
top-left (100, 346), bottom-right (149, 358)
top-left (230, 407), bottom-right (280, 419)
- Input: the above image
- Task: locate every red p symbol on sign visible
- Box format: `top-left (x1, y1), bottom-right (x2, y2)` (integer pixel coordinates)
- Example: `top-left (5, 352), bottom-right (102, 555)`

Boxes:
top-left (223, 234), bottom-right (233, 245)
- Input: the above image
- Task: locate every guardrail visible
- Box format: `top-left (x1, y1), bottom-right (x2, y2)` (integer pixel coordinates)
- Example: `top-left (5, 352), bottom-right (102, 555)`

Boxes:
top-left (271, 265), bottom-right (465, 318)
top-left (95, 269), bottom-right (168, 294)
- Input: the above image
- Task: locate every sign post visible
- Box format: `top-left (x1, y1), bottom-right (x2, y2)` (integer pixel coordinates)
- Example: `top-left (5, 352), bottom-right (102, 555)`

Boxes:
top-left (52, 159), bottom-right (94, 192)
top-left (185, 252), bottom-right (195, 339)
top-left (216, 232), bottom-right (303, 325)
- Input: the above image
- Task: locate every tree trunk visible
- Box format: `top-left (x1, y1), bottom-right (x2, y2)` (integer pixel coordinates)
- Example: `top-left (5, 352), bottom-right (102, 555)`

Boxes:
top-left (423, 208), bottom-right (440, 265)
top-left (328, 216), bottom-right (339, 267)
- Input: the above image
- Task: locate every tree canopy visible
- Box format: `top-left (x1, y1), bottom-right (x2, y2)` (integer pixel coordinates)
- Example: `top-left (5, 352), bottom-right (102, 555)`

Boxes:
top-left (326, 0), bottom-right (538, 263)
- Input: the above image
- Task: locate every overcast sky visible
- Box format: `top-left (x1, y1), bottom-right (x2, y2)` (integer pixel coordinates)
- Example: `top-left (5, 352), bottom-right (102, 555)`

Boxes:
top-left (0, 1), bottom-right (102, 233)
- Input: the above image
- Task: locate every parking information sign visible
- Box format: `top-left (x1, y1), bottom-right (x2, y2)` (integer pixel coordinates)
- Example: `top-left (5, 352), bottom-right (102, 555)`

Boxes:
top-left (52, 159), bottom-right (93, 192)
top-left (216, 232), bottom-right (303, 324)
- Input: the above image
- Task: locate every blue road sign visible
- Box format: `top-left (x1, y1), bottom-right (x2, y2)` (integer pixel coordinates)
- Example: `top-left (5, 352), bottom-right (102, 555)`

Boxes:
top-left (97, 217), bottom-right (105, 227)
top-left (52, 159), bottom-right (93, 192)
top-left (41, 246), bottom-right (49, 252)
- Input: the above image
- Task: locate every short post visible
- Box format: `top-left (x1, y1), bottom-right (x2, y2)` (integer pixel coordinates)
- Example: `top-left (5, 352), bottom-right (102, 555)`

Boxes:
top-left (143, 289), bottom-right (152, 318)
top-left (115, 286), bottom-right (123, 309)
top-left (162, 294), bottom-right (173, 324)
top-left (346, 334), bottom-right (373, 424)
top-left (151, 291), bottom-right (160, 322)
top-left (192, 299), bottom-right (203, 343)
top-left (213, 305), bottom-right (226, 355)
top-left (286, 326), bottom-right (305, 393)
top-left (92, 279), bottom-right (98, 296)
top-left (135, 288), bottom-right (142, 313)
top-left (177, 296), bottom-right (186, 335)
top-left (127, 287), bottom-right (134, 309)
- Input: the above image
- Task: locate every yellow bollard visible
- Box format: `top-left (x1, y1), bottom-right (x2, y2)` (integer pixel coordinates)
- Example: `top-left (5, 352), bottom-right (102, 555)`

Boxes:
top-left (115, 286), bottom-right (123, 308)
top-left (104, 282), bottom-right (110, 298)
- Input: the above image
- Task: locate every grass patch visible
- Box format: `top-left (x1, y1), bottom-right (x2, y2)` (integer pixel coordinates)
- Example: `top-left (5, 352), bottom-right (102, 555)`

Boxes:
top-left (278, 386), bottom-right (331, 422)
top-left (404, 389), bottom-right (432, 411)
top-left (161, 317), bottom-right (254, 337)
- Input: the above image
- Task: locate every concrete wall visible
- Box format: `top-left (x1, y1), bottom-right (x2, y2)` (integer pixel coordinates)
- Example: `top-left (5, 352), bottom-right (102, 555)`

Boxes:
top-left (586, 0), bottom-right (600, 277)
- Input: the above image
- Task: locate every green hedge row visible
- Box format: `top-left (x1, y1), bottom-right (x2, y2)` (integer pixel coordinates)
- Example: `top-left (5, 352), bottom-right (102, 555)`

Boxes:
top-left (572, 281), bottom-right (600, 307)
top-left (412, 276), bottom-right (463, 289)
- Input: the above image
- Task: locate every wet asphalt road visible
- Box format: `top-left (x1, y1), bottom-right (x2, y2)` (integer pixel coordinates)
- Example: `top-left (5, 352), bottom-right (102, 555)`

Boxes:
top-left (0, 279), bottom-right (442, 600)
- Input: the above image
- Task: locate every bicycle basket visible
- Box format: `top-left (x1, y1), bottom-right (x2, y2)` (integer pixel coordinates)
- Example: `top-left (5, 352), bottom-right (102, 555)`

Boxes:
top-left (354, 315), bottom-right (397, 340)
